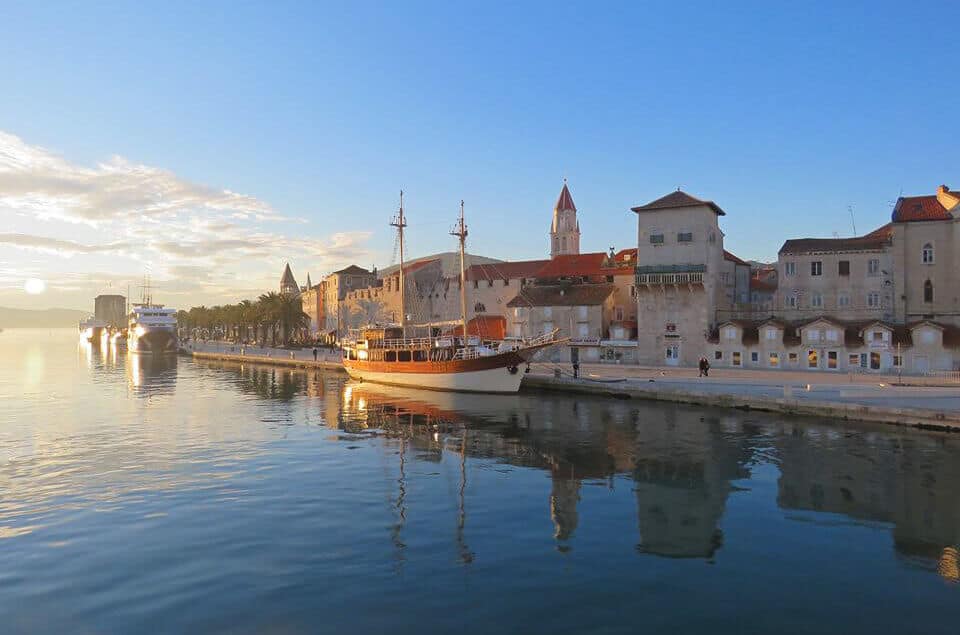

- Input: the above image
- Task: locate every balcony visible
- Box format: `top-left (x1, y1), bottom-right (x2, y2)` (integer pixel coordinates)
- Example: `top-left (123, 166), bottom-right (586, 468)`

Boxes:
top-left (635, 264), bottom-right (706, 286)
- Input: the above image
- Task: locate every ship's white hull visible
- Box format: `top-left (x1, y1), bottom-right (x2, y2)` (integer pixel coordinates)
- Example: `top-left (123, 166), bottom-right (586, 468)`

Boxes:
top-left (128, 327), bottom-right (178, 354)
top-left (344, 364), bottom-right (525, 393)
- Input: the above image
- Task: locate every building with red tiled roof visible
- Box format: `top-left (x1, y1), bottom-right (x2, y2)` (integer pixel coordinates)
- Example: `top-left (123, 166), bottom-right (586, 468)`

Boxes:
top-left (465, 259), bottom-right (549, 282)
top-left (891, 185), bottom-right (960, 325)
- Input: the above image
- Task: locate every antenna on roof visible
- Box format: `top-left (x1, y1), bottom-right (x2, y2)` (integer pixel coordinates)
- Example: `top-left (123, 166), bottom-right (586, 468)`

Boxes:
top-left (847, 205), bottom-right (857, 236)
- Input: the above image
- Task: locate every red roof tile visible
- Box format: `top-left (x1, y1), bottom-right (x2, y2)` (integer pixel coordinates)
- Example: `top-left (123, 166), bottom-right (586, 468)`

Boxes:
top-left (535, 252), bottom-right (635, 278)
top-left (402, 258), bottom-right (441, 274)
top-left (631, 190), bottom-right (726, 216)
top-left (555, 182), bottom-right (576, 211)
top-left (779, 226), bottom-right (892, 255)
top-left (892, 195), bottom-right (953, 222)
top-left (723, 249), bottom-right (748, 266)
top-left (506, 283), bottom-right (615, 307)
top-left (465, 259), bottom-right (549, 282)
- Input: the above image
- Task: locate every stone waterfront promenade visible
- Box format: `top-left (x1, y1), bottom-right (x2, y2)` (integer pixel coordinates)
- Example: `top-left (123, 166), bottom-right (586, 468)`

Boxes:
top-left (182, 341), bottom-right (960, 430)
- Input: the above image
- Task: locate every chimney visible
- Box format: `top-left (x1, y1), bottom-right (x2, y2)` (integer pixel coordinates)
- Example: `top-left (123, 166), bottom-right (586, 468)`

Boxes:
top-left (938, 184), bottom-right (949, 195)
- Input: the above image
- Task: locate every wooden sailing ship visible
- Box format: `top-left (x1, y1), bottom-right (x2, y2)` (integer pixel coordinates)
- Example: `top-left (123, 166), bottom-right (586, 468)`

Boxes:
top-left (342, 195), bottom-right (561, 393)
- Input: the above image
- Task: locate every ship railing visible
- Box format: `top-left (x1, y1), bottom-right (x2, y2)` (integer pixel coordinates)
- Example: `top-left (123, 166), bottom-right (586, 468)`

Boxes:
top-left (452, 347), bottom-right (484, 360)
top-left (524, 329), bottom-right (561, 347)
top-left (376, 337), bottom-right (434, 349)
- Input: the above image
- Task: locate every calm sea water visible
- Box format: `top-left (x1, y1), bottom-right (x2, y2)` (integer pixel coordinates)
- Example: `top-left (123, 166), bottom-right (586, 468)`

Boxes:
top-left (1, 329), bottom-right (959, 634)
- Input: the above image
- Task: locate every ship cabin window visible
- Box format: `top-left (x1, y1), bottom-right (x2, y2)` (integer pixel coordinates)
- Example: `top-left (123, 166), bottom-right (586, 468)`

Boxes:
top-left (413, 350), bottom-right (428, 362)
top-left (385, 350), bottom-right (397, 362)
top-left (398, 351), bottom-right (412, 362)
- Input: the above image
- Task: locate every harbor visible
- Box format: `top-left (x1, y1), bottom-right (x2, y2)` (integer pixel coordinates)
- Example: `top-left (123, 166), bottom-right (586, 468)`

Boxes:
top-left (2, 328), bottom-right (959, 633)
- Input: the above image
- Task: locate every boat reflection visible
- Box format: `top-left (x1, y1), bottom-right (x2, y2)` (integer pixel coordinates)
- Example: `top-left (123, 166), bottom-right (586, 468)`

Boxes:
top-left (127, 351), bottom-right (178, 395)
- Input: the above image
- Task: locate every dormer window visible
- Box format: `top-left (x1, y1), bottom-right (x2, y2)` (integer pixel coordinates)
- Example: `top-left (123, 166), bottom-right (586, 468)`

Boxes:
top-left (922, 243), bottom-right (934, 264)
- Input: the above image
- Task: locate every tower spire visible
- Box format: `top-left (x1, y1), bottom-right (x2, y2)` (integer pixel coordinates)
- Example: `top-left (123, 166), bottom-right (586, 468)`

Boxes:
top-left (550, 180), bottom-right (580, 258)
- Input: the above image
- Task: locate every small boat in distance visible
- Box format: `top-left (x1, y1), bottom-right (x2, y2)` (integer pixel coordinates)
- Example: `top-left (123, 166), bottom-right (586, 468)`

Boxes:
top-left (342, 195), bottom-right (562, 393)
top-left (127, 281), bottom-right (178, 354)
top-left (78, 316), bottom-right (109, 344)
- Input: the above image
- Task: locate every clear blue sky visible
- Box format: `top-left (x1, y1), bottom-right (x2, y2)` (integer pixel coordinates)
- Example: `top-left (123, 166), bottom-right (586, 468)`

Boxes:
top-left (1, 1), bottom-right (958, 308)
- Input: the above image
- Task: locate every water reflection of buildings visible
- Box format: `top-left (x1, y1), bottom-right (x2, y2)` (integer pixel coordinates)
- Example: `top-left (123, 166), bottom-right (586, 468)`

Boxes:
top-left (775, 424), bottom-right (960, 581)
top-left (189, 360), bottom-right (960, 580)
top-left (339, 383), bottom-right (757, 560)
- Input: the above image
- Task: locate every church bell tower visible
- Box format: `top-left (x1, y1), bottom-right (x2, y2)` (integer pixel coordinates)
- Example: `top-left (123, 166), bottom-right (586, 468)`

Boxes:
top-left (550, 180), bottom-right (580, 258)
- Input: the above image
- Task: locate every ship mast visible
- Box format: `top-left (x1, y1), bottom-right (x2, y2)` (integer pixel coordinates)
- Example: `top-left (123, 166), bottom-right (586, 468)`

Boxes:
top-left (390, 191), bottom-right (407, 335)
top-left (451, 200), bottom-right (469, 342)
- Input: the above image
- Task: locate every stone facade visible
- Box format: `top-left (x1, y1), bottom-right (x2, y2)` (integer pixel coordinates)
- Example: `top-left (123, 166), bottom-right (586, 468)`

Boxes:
top-left (774, 226), bottom-right (893, 322)
top-left (507, 283), bottom-right (617, 363)
top-left (708, 317), bottom-right (960, 373)
top-left (631, 191), bottom-right (728, 366)
top-left (892, 185), bottom-right (960, 326)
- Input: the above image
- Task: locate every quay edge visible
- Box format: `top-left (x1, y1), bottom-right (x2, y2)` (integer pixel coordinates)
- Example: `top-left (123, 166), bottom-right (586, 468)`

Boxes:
top-left (182, 347), bottom-right (960, 432)
top-left (522, 374), bottom-right (960, 432)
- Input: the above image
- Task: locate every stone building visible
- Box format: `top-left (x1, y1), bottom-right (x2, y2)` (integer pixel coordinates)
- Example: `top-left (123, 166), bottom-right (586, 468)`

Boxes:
top-left (774, 224), bottom-right (894, 322)
top-left (506, 283), bottom-right (617, 363)
top-left (94, 294), bottom-right (127, 329)
top-left (891, 185), bottom-right (960, 326)
top-left (708, 316), bottom-right (960, 373)
top-left (550, 181), bottom-right (580, 258)
top-left (631, 190), bottom-right (728, 366)
top-left (300, 283), bottom-right (324, 338)
top-left (320, 265), bottom-right (378, 340)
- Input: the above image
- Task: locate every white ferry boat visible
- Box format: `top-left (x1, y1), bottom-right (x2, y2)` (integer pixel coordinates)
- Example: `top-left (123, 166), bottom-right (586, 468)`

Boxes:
top-left (128, 304), bottom-right (178, 354)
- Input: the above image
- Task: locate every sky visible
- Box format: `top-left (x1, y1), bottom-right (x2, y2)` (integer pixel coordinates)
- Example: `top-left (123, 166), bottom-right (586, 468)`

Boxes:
top-left (1, 0), bottom-right (957, 310)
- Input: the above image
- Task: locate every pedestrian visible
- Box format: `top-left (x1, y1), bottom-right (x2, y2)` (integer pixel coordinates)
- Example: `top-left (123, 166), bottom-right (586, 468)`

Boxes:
top-left (703, 357), bottom-right (711, 377)
top-left (572, 361), bottom-right (580, 379)
top-left (698, 357), bottom-right (707, 377)
top-left (312, 347), bottom-right (318, 362)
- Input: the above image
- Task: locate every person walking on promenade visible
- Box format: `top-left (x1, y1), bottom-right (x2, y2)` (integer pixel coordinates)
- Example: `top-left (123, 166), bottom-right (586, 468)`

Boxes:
top-left (312, 347), bottom-right (318, 362)
top-left (698, 356), bottom-right (710, 377)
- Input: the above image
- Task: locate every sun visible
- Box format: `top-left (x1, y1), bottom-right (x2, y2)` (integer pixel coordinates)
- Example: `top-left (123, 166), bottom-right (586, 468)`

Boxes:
top-left (24, 278), bottom-right (47, 295)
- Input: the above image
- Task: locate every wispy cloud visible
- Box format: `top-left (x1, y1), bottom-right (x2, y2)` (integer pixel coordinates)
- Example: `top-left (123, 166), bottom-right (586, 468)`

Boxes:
top-left (0, 130), bottom-right (375, 308)
top-left (0, 131), bottom-right (279, 225)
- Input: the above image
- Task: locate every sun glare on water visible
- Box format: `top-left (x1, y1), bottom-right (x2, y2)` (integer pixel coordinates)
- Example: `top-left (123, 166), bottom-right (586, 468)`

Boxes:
top-left (24, 278), bottom-right (47, 295)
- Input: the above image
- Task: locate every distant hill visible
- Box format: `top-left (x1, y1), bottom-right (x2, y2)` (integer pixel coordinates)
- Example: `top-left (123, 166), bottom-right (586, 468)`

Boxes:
top-left (0, 306), bottom-right (91, 328)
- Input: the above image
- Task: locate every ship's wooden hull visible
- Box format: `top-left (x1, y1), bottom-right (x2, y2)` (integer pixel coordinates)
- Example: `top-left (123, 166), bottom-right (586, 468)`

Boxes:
top-left (343, 350), bottom-right (530, 393)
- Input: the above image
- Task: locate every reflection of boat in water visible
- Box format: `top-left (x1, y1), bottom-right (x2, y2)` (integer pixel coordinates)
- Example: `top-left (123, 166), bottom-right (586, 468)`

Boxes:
top-left (78, 316), bottom-right (109, 344)
top-left (128, 350), bottom-right (178, 394)
top-left (343, 380), bottom-right (525, 425)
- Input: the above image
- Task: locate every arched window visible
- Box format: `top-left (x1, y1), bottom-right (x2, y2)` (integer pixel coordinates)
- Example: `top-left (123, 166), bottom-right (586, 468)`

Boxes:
top-left (922, 243), bottom-right (934, 264)
top-left (924, 279), bottom-right (934, 303)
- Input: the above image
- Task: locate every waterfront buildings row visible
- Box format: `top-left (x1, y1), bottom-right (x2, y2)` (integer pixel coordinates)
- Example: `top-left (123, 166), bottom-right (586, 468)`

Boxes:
top-left (286, 181), bottom-right (960, 373)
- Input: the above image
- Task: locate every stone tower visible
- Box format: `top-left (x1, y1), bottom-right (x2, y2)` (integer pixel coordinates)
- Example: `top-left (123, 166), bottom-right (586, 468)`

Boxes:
top-left (550, 181), bottom-right (580, 258)
top-left (280, 262), bottom-right (299, 295)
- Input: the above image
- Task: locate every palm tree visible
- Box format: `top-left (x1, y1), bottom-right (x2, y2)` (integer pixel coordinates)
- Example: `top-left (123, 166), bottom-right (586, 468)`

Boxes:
top-left (257, 292), bottom-right (283, 346)
top-left (276, 293), bottom-right (310, 346)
